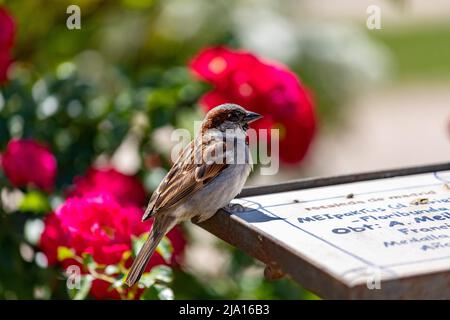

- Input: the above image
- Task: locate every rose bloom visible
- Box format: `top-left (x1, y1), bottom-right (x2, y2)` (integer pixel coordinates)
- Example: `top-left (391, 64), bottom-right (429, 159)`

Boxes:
top-left (1, 139), bottom-right (57, 192)
top-left (40, 194), bottom-right (185, 299)
top-left (0, 6), bottom-right (15, 83)
top-left (190, 46), bottom-right (316, 164)
top-left (0, 7), bottom-right (15, 49)
top-left (68, 167), bottom-right (148, 207)
top-left (0, 50), bottom-right (12, 83)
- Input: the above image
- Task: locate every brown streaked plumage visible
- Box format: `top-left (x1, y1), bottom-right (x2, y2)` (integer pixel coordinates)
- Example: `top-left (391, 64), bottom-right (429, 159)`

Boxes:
top-left (125, 103), bottom-right (262, 287)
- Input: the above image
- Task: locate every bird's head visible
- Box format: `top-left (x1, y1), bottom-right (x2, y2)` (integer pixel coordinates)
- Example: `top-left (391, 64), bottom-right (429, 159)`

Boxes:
top-left (201, 103), bottom-right (262, 133)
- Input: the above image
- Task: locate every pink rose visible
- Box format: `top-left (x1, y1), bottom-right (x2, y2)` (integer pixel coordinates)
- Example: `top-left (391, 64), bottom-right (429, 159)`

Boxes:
top-left (0, 7), bottom-right (15, 49)
top-left (190, 46), bottom-right (316, 164)
top-left (68, 167), bottom-right (148, 207)
top-left (0, 6), bottom-right (15, 83)
top-left (39, 194), bottom-right (186, 299)
top-left (1, 139), bottom-right (57, 192)
top-left (0, 50), bottom-right (12, 83)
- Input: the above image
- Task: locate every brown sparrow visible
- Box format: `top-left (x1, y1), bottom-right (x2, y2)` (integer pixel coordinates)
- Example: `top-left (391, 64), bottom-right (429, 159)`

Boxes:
top-left (125, 103), bottom-right (262, 287)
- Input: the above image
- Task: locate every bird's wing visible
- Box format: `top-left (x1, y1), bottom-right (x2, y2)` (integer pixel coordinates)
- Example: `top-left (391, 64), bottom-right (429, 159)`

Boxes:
top-left (142, 139), bottom-right (228, 221)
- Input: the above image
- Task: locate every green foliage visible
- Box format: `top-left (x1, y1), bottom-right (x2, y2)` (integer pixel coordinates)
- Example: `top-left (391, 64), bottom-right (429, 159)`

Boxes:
top-left (369, 23), bottom-right (450, 80)
top-left (171, 243), bottom-right (320, 300)
top-left (131, 233), bottom-right (148, 257)
top-left (19, 190), bottom-right (51, 214)
top-left (141, 284), bottom-right (174, 300)
top-left (155, 237), bottom-right (173, 264)
top-left (139, 265), bottom-right (173, 288)
top-left (0, 61), bottom-right (204, 188)
top-left (68, 275), bottom-right (93, 300)
top-left (57, 247), bottom-right (75, 262)
top-left (0, 210), bottom-right (67, 299)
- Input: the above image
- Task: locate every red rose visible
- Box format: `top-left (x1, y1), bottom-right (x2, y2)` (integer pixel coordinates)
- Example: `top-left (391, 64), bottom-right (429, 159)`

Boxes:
top-left (0, 50), bottom-right (12, 83)
top-left (189, 47), bottom-right (257, 90)
top-left (40, 213), bottom-right (68, 265)
top-left (190, 46), bottom-right (316, 164)
top-left (1, 139), bottom-right (57, 192)
top-left (68, 167), bottom-right (147, 207)
top-left (0, 7), bottom-right (15, 49)
top-left (90, 279), bottom-right (122, 300)
top-left (39, 194), bottom-right (186, 299)
top-left (0, 7), bottom-right (15, 84)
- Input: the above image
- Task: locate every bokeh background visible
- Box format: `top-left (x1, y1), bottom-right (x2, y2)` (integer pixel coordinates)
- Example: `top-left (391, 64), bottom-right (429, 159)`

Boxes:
top-left (0, 0), bottom-right (449, 299)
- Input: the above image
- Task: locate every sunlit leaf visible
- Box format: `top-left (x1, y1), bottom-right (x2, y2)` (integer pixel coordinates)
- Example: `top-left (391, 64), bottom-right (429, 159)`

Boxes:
top-left (156, 284), bottom-right (174, 300)
top-left (19, 191), bottom-right (51, 214)
top-left (68, 275), bottom-right (93, 300)
top-left (104, 265), bottom-right (119, 275)
top-left (57, 246), bottom-right (75, 262)
top-left (140, 284), bottom-right (174, 300)
top-left (131, 232), bottom-right (149, 257)
top-left (112, 274), bottom-right (125, 289)
top-left (81, 252), bottom-right (97, 271)
top-left (156, 236), bottom-right (173, 263)
top-left (121, 250), bottom-right (132, 262)
top-left (153, 265), bottom-right (173, 283)
top-left (138, 265), bottom-right (173, 288)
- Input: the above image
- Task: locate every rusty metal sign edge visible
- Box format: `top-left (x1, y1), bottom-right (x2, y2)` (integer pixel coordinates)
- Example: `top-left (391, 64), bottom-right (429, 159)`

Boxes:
top-left (196, 162), bottom-right (450, 299)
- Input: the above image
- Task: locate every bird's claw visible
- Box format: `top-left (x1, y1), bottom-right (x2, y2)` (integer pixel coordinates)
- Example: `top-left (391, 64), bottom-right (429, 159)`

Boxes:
top-left (224, 202), bottom-right (246, 213)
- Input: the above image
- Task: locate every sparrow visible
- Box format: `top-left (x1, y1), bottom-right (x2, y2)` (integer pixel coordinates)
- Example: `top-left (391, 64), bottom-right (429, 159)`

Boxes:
top-left (125, 103), bottom-right (262, 287)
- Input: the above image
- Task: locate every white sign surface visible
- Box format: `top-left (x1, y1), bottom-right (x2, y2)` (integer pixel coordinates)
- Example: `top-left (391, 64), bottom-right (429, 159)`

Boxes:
top-left (232, 171), bottom-right (450, 286)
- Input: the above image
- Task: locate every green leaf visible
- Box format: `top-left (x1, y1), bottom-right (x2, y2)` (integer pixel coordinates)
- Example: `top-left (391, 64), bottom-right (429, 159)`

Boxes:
top-left (140, 286), bottom-right (158, 300)
top-left (121, 250), bottom-right (132, 262)
top-left (19, 191), bottom-right (51, 214)
top-left (156, 284), bottom-right (174, 300)
top-left (152, 265), bottom-right (173, 283)
top-left (139, 265), bottom-right (173, 288)
top-left (104, 265), bottom-right (119, 275)
top-left (131, 233), bottom-right (149, 257)
top-left (139, 273), bottom-right (155, 288)
top-left (140, 284), bottom-right (174, 300)
top-left (81, 252), bottom-right (97, 271)
top-left (156, 237), bottom-right (173, 263)
top-left (68, 275), bottom-right (93, 300)
top-left (112, 274), bottom-right (125, 289)
top-left (57, 246), bottom-right (75, 262)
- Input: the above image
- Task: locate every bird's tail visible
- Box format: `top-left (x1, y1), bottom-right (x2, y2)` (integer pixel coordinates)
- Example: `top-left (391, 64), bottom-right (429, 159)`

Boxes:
top-left (124, 216), bottom-right (175, 287)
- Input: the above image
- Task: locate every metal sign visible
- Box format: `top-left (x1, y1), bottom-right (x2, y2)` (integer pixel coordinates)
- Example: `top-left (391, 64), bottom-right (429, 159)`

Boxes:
top-left (197, 163), bottom-right (450, 299)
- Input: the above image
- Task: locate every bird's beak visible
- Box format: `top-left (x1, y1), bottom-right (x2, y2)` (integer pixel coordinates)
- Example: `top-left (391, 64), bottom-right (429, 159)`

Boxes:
top-left (243, 111), bottom-right (263, 123)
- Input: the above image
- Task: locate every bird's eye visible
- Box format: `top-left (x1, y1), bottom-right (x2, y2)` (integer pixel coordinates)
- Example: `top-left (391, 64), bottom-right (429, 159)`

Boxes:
top-left (227, 112), bottom-right (239, 122)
